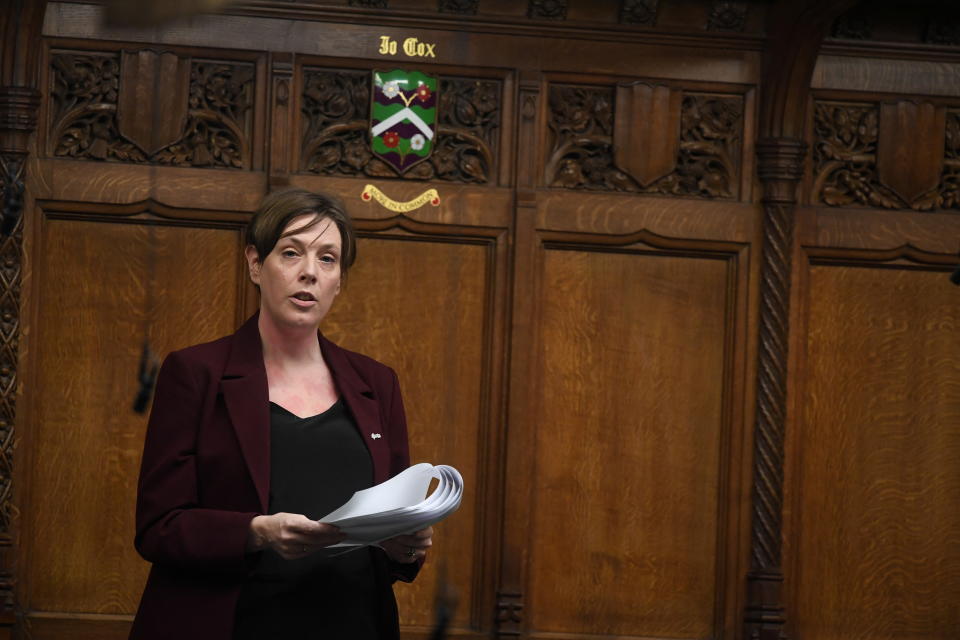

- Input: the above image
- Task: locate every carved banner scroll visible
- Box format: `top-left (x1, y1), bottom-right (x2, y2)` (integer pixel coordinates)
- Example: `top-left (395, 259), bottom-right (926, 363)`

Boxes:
top-left (614, 83), bottom-right (682, 187)
top-left (877, 101), bottom-right (946, 206)
top-left (117, 50), bottom-right (191, 155)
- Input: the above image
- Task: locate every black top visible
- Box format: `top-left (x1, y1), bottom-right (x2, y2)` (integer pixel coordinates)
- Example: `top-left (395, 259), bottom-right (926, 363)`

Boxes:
top-left (234, 399), bottom-right (381, 639)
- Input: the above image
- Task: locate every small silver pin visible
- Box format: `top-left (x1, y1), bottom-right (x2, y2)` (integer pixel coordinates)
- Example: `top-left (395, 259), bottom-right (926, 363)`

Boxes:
top-left (371, 433), bottom-right (382, 440)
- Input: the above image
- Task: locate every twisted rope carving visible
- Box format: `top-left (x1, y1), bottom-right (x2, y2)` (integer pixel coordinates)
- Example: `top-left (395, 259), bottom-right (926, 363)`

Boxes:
top-left (751, 139), bottom-right (805, 571)
top-left (752, 201), bottom-right (791, 569)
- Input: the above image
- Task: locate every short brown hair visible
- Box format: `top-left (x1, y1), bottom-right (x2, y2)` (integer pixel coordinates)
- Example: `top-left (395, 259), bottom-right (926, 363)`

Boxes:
top-left (246, 188), bottom-right (357, 279)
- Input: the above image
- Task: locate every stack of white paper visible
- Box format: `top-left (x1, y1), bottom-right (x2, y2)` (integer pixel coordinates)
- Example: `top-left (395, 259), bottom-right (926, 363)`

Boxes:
top-left (320, 463), bottom-right (463, 548)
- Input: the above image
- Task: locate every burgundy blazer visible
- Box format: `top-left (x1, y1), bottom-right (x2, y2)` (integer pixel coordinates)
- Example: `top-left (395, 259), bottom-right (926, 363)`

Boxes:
top-left (130, 314), bottom-right (419, 640)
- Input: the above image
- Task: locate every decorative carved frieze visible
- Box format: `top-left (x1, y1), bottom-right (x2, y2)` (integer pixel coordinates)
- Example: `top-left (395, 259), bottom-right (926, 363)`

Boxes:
top-left (301, 68), bottom-right (500, 183)
top-left (528, 0), bottom-right (566, 20)
top-left (50, 52), bottom-right (254, 168)
top-left (830, 11), bottom-right (872, 40)
top-left (619, 0), bottom-right (658, 26)
top-left (707, 0), bottom-right (747, 32)
top-left (0, 153), bottom-right (20, 541)
top-left (348, 0), bottom-right (388, 7)
top-left (812, 100), bottom-right (960, 211)
top-left (925, 15), bottom-right (960, 46)
top-left (546, 84), bottom-right (742, 198)
top-left (439, 0), bottom-right (478, 15)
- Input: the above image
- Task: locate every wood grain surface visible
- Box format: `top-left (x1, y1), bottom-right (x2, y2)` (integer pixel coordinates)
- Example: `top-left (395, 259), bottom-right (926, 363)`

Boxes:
top-left (23, 217), bottom-right (242, 614)
top-left (526, 246), bottom-right (731, 638)
top-left (795, 264), bottom-right (960, 639)
top-left (322, 234), bottom-right (493, 632)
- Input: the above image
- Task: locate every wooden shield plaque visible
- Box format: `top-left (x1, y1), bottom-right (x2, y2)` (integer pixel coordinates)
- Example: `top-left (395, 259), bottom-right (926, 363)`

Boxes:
top-left (613, 83), bottom-right (682, 187)
top-left (117, 50), bottom-right (191, 156)
top-left (877, 101), bottom-right (946, 206)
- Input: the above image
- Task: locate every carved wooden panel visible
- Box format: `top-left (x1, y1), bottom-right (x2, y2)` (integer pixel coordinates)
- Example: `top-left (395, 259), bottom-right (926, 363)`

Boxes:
top-left (619, 0), bottom-right (660, 26)
top-left (812, 100), bottom-right (960, 210)
top-left (48, 51), bottom-right (255, 168)
top-left (23, 213), bottom-right (242, 618)
top-left (321, 232), bottom-right (496, 634)
top-left (0, 215), bottom-right (18, 540)
top-left (526, 241), bottom-right (737, 637)
top-left (300, 68), bottom-right (501, 184)
top-left (794, 263), bottom-right (960, 639)
top-left (546, 84), bottom-right (743, 199)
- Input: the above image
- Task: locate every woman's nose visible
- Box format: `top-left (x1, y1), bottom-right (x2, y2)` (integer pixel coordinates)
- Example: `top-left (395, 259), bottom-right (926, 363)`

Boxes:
top-left (299, 261), bottom-right (318, 282)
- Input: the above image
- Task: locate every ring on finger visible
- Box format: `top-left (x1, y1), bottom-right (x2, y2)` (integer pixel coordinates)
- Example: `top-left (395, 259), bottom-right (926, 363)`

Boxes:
top-left (405, 547), bottom-right (417, 558)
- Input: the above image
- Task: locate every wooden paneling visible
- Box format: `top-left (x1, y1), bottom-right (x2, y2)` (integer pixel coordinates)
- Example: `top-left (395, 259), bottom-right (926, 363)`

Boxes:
top-left (23, 614), bottom-right (131, 640)
top-left (794, 263), bottom-right (960, 639)
top-left (22, 214), bottom-right (243, 614)
top-left (322, 232), bottom-right (500, 634)
top-left (11, 2), bottom-right (959, 640)
top-left (525, 244), bottom-right (735, 638)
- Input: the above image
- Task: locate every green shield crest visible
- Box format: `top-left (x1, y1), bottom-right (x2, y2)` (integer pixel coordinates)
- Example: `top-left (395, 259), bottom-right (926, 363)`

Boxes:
top-left (370, 70), bottom-right (438, 174)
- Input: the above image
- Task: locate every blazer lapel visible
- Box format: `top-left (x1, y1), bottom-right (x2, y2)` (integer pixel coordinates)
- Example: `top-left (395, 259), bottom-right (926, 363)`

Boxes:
top-left (221, 314), bottom-right (271, 512)
top-left (320, 334), bottom-right (391, 484)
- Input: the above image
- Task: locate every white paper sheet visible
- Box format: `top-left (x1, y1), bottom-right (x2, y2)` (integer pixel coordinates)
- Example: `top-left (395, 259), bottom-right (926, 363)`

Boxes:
top-left (319, 463), bottom-right (463, 548)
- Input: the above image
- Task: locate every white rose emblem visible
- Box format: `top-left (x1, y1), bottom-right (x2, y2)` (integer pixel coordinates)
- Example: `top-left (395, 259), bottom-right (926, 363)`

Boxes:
top-left (410, 134), bottom-right (426, 151)
top-left (382, 82), bottom-right (400, 98)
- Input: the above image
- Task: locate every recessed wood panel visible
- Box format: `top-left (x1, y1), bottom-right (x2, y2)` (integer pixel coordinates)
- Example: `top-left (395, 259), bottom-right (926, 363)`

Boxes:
top-left (322, 234), bottom-right (491, 631)
top-left (25, 217), bottom-right (242, 613)
top-left (796, 264), bottom-right (960, 639)
top-left (528, 246), bottom-right (731, 638)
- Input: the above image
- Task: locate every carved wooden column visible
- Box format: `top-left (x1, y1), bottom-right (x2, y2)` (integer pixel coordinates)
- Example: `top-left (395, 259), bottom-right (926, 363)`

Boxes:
top-left (0, 0), bottom-right (46, 630)
top-left (744, 138), bottom-right (805, 640)
top-left (496, 69), bottom-right (542, 639)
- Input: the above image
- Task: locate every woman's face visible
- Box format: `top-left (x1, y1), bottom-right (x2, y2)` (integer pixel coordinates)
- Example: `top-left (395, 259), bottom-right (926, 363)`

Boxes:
top-left (246, 214), bottom-right (342, 332)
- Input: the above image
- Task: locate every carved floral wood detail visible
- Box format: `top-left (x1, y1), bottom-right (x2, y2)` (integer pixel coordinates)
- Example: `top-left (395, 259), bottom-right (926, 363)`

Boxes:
top-left (546, 84), bottom-right (742, 198)
top-left (50, 52), bottom-right (254, 168)
top-left (0, 160), bottom-right (19, 538)
top-left (812, 101), bottom-right (960, 210)
top-left (301, 68), bottom-right (500, 183)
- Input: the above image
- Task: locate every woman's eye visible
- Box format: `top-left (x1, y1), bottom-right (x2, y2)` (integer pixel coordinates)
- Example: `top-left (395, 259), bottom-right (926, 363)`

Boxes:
top-left (320, 255), bottom-right (337, 264)
top-left (281, 249), bottom-right (298, 258)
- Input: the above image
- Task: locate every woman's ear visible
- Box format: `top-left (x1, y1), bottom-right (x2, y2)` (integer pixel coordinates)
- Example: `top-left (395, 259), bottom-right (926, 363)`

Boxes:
top-left (244, 245), bottom-right (262, 285)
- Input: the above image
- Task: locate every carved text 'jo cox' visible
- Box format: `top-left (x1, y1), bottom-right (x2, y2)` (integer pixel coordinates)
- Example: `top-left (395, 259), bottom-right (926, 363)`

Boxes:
top-left (378, 36), bottom-right (437, 58)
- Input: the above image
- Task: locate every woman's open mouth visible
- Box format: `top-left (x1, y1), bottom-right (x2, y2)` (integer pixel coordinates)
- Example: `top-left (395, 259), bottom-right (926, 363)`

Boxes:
top-left (290, 292), bottom-right (317, 307)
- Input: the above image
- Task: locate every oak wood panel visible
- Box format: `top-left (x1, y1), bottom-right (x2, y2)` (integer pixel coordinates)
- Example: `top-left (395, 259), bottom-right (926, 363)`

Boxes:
top-left (42, 3), bottom-right (761, 84)
top-left (526, 245), bottom-right (733, 638)
top-left (23, 614), bottom-right (131, 640)
top-left (321, 233), bottom-right (497, 633)
top-left (801, 206), bottom-right (960, 256)
top-left (288, 175), bottom-right (513, 229)
top-left (794, 264), bottom-right (960, 639)
top-left (537, 191), bottom-right (755, 243)
top-left (32, 159), bottom-right (267, 212)
top-left (22, 215), bottom-right (243, 613)
top-left (811, 55), bottom-right (960, 98)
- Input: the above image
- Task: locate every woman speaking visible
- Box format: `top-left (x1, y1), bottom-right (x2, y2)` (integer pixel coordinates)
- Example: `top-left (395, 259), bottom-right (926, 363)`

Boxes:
top-left (130, 189), bottom-right (432, 640)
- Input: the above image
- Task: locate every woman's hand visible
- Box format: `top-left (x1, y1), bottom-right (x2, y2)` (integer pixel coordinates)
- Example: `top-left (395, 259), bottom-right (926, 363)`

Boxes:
top-left (380, 526), bottom-right (433, 564)
top-left (247, 513), bottom-right (346, 559)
